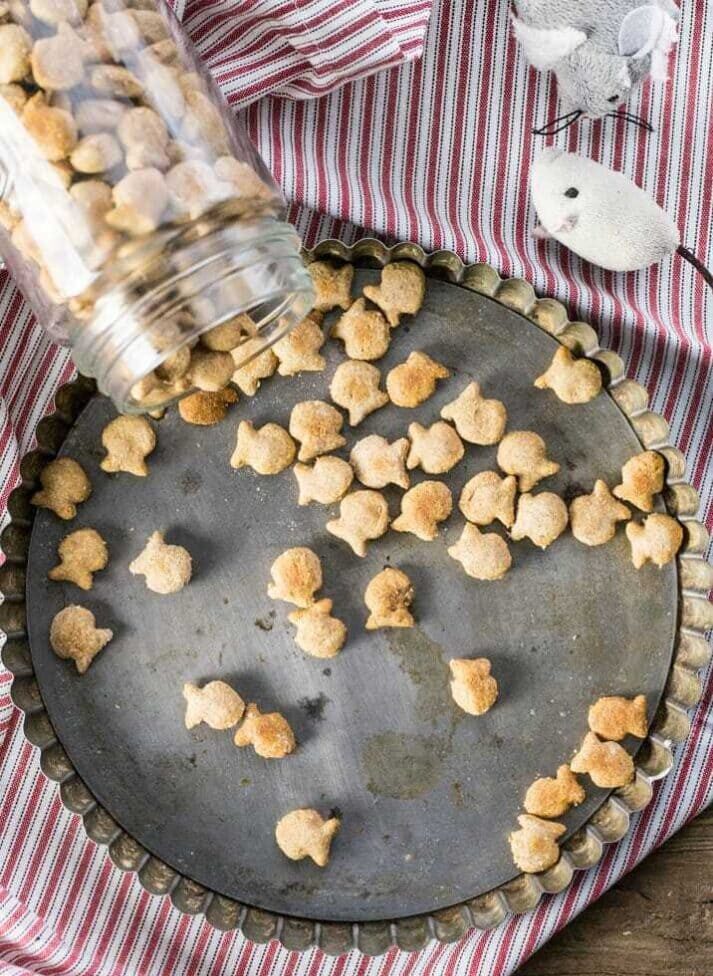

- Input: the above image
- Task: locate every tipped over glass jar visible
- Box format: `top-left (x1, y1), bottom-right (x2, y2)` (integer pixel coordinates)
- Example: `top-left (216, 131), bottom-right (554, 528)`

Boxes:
top-left (0, 0), bottom-right (314, 412)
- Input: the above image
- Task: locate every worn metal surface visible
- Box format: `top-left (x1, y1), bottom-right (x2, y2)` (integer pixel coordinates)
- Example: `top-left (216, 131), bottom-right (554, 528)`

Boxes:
top-left (25, 271), bottom-right (677, 921)
top-left (3, 242), bottom-right (711, 953)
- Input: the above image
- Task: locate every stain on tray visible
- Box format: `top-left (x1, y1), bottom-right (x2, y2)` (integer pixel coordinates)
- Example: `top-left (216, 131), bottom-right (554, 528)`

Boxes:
top-left (280, 879), bottom-right (320, 897)
top-left (254, 610), bottom-right (276, 632)
top-left (361, 731), bottom-right (443, 799)
top-left (180, 470), bottom-right (202, 495)
top-left (562, 481), bottom-right (586, 504)
top-left (385, 627), bottom-right (453, 726)
top-left (450, 781), bottom-right (464, 807)
top-left (298, 692), bottom-right (330, 721)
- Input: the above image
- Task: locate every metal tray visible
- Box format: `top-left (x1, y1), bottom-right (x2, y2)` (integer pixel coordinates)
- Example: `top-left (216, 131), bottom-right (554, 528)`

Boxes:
top-left (2, 241), bottom-right (711, 957)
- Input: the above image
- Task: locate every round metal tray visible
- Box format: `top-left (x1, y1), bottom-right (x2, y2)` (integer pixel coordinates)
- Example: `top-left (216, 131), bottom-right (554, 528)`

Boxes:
top-left (2, 241), bottom-right (711, 957)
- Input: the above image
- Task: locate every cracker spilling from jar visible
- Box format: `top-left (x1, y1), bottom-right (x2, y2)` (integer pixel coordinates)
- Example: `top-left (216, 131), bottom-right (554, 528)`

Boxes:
top-left (0, 1), bottom-right (280, 411)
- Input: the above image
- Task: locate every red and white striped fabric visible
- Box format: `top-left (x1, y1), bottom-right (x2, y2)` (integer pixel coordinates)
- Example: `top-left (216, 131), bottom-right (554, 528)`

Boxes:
top-left (1, 0), bottom-right (711, 973)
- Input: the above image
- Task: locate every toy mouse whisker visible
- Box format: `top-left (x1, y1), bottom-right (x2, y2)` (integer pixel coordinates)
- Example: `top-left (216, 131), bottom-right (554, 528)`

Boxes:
top-left (533, 110), bottom-right (582, 136)
top-left (608, 111), bottom-right (654, 133)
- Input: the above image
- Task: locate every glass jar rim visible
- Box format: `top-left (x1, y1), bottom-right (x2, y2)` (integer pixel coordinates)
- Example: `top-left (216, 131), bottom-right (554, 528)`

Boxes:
top-left (69, 211), bottom-right (314, 412)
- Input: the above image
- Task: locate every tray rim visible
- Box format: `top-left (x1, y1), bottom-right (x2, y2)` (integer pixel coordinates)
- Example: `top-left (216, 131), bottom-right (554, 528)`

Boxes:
top-left (1, 238), bottom-right (711, 958)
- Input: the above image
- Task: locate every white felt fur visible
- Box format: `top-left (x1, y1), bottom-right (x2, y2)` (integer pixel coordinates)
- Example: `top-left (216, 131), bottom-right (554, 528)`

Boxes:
top-left (530, 149), bottom-right (680, 273)
top-left (618, 5), bottom-right (679, 80)
top-left (509, 17), bottom-right (586, 71)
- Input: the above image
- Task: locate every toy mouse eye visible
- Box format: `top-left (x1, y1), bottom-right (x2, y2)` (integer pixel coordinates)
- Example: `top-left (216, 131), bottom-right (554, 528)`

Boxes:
top-left (564, 187), bottom-right (579, 199)
top-left (607, 94), bottom-right (619, 103)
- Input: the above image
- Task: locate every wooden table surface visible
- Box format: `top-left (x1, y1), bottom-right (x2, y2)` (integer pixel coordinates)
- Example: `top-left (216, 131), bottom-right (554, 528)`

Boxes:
top-left (517, 806), bottom-right (713, 976)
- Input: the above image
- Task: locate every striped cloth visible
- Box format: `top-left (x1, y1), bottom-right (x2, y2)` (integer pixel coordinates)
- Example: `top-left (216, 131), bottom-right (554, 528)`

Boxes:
top-left (1, 0), bottom-right (711, 973)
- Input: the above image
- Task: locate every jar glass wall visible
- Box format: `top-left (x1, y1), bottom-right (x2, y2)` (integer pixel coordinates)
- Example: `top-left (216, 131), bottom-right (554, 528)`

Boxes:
top-left (0, 0), bottom-right (313, 411)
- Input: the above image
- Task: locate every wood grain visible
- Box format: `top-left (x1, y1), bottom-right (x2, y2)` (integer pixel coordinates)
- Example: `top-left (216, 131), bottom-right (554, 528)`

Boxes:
top-left (518, 807), bottom-right (713, 976)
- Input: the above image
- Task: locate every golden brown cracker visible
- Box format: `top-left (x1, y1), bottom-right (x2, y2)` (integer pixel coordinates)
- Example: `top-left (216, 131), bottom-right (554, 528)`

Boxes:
top-left (308, 261), bottom-right (354, 312)
top-left (625, 513), bottom-right (683, 568)
top-left (178, 388), bottom-right (238, 426)
top-left (588, 695), bottom-right (648, 741)
top-left (200, 316), bottom-right (250, 352)
top-left (268, 547), bottom-right (322, 608)
top-left (458, 471), bottom-right (517, 528)
top-left (288, 598), bottom-right (347, 659)
top-left (524, 765), bottom-right (585, 818)
top-left (406, 421), bottom-right (464, 475)
top-left (186, 348), bottom-right (234, 392)
top-left (273, 312), bottom-right (326, 376)
top-left (329, 360), bottom-right (389, 426)
top-left (183, 680), bottom-right (245, 730)
top-left (231, 338), bottom-right (278, 395)
top-left (440, 381), bottom-right (507, 445)
top-left (230, 420), bottom-right (296, 474)
top-left (350, 434), bottom-right (410, 490)
top-left (275, 808), bottom-right (340, 866)
top-left (49, 604), bottom-right (113, 673)
top-left (448, 523), bottom-right (512, 580)
top-left (509, 814), bottom-right (566, 873)
top-left (31, 457), bottom-right (91, 520)
top-left (331, 299), bottom-right (391, 361)
top-left (449, 658), bottom-right (498, 715)
top-left (510, 491), bottom-right (569, 549)
top-left (48, 527), bottom-right (108, 590)
top-left (129, 530), bottom-right (192, 594)
top-left (534, 346), bottom-right (602, 404)
top-left (569, 480), bottom-right (630, 546)
top-left (612, 450), bottom-right (665, 512)
top-left (386, 351), bottom-right (450, 408)
top-left (294, 456), bottom-right (354, 506)
top-left (496, 430), bottom-right (559, 492)
top-left (362, 261), bottom-right (425, 326)
top-left (570, 731), bottom-right (635, 788)
top-left (100, 414), bottom-right (156, 477)
top-left (364, 567), bottom-right (414, 630)
top-left (234, 703), bottom-right (296, 759)
top-left (392, 480), bottom-right (453, 541)
top-left (326, 489), bottom-right (390, 557)
top-left (289, 400), bottom-right (346, 462)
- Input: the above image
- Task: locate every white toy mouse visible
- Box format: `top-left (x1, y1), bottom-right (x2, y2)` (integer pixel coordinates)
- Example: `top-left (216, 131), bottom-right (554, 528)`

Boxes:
top-left (530, 149), bottom-right (712, 287)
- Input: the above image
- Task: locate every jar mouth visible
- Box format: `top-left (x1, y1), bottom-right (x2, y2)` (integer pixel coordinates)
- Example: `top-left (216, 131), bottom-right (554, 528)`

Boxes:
top-left (70, 210), bottom-right (314, 412)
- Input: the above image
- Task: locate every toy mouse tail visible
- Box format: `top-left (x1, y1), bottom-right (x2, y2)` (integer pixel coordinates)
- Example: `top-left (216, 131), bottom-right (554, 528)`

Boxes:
top-left (677, 245), bottom-right (713, 292)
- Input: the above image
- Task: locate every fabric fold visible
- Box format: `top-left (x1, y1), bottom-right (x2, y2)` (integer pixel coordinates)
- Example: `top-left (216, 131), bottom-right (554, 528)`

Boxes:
top-left (180, 0), bottom-right (433, 106)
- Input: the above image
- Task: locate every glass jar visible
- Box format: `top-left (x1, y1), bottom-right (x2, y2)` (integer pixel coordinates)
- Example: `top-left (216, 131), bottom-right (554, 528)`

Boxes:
top-left (0, 0), bottom-right (313, 411)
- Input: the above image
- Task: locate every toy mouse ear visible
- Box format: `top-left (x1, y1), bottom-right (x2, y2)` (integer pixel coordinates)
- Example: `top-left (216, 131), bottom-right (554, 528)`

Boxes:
top-left (618, 4), bottom-right (677, 59)
top-left (510, 15), bottom-right (587, 70)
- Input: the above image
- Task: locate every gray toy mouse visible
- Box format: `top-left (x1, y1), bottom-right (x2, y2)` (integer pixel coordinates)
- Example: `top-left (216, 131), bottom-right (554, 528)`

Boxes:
top-left (511, 1), bottom-right (679, 133)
